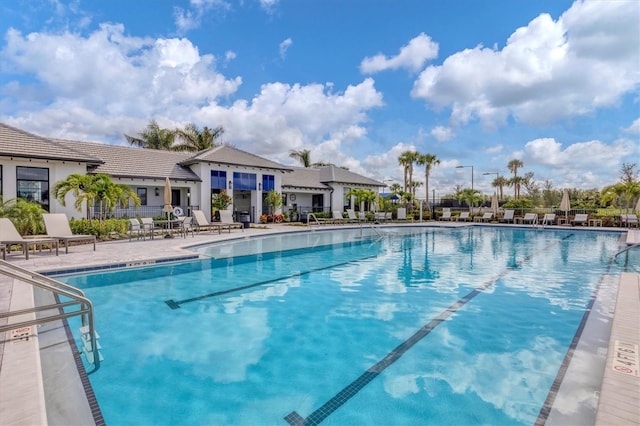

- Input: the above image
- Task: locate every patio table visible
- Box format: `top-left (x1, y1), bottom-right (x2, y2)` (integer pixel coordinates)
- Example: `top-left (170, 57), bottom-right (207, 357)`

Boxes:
top-left (153, 219), bottom-right (181, 239)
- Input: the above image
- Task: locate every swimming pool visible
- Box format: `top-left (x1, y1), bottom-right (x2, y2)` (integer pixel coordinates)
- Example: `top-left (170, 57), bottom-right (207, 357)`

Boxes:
top-left (59, 226), bottom-right (634, 425)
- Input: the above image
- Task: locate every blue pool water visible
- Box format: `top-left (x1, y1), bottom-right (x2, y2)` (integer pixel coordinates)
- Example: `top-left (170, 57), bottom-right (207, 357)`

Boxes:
top-left (59, 227), bottom-right (634, 425)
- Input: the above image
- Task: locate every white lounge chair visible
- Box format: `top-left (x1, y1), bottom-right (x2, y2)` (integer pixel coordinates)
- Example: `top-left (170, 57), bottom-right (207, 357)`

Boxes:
top-left (346, 209), bottom-right (361, 223)
top-left (475, 212), bottom-right (493, 222)
top-left (571, 214), bottom-right (588, 226)
top-left (193, 210), bottom-right (222, 233)
top-left (128, 218), bottom-right (147, 241)
top-left (0, 218), bottom-right (59, 260)
top-left (220, 210), bottom-right (244, 232)
top-left (440, 211), bottom-right (452, 221)
top-left (500, 210), bottom-right (515, 223)
top-left (621, 214), bottom-right (639, 228)
top-left (457, 212), bottom-right (470, 222)
top-left (42, 213), bottom-right (96, 253)
top-left (521, 213), bottom-right (538, 225)
top-left (374, 212), bottom-right (389, 222)
top-left (542, 213), bottom-right (556, 226)
top-left (332, 210), bottom-right (346, 224)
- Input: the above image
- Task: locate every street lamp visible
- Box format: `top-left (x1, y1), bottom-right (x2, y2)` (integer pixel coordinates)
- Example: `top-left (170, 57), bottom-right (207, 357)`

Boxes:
top-left (456, 165), bottom-right (474, 191)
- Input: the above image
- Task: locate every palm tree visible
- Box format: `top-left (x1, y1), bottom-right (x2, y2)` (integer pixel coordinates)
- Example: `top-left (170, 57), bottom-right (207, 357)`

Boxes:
top-left (125, 119), bottom-right (175, 150)
top-left (507, 159), bottom-right (524, 199)
top-left (601, 181), bottom-right (640, 212)
top-left (493, 176), bottom-right (509, 200)
top-left (456, 188), bottom-right (483, 213)
top-left (54, 173), bottom-right (140, 220)
top-left (173, 123), bottom-right (224, 152)
top-left (389, 183), bottom-right (402, 194)
top-left (398, 150), bottom-right (419, 193)
top-left (417, 153), bottom-right (440, 203)
top-left (289, 149), bottom-right (312, 167)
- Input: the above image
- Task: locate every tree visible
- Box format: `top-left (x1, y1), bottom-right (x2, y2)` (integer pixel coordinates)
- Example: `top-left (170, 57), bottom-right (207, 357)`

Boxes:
top-left (264, 190), bottom-right (284, 215)
top-left (456, 188), bottom-right (483, 212)
top-left (125, 120), bottom-right (174, 150)
top-left (54, 173), bottom-right (140, 220)
top-left (620, 163), bottom-right (638, 184)
top-left (601, 182), bottom-right (640, 212)
top-left (417, 153), bottom-right (440, 204)
top-left (389, 183), bottom-right (402, 194)
top-left (173, 123), bottom-right (224, 152)
top-left (398, 150), bottom-right (419, 193)
top-left (289, 149), bottom-right (312, 167)
top-left (507, 159), bottom-right (524, 199)
top-left (492, 176), bottom-right (509, 200)
top-left (345, 188), bottom-right (377, 211)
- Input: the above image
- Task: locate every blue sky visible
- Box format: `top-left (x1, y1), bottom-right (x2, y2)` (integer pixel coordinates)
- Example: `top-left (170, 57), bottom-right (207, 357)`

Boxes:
top-left (0, 0), bottom-right (638, 198)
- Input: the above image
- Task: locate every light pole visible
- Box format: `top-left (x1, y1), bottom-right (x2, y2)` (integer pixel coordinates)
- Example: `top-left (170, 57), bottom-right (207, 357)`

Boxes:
top-left (456, 165), bottom-right (474, 191)
top-left (482, 172), bottom-right (499, 198)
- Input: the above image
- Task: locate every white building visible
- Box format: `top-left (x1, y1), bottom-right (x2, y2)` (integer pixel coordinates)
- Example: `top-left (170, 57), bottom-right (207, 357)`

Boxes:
top-left (0, 123), bottom-right (384, 223)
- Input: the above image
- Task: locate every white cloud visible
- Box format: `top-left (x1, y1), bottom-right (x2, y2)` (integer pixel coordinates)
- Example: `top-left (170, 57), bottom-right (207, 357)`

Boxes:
top-left (174, 0), bottom-right (231, 33)
top-left (430, 125), bottom-right (453, 142)
top-left (624, 118), bottom-right (640, 134)
top-left (279, 37), bottom-right (292, 60)
top-left (411, 1), bottom-right (640, 129)
top-left (360, 33), bottom-right (439, 74)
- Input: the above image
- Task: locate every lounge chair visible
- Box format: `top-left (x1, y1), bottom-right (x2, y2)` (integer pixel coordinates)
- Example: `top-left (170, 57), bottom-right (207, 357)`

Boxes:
top-left (621, 214), bottom-right (639, 228)
top-left (358, 211), bottom-right (367, 222)
top-left (346, 209), bottom-right (361, 223)
top-left (571, 214), bottom-right (588, 226)
top-left (475, 212), bottom-right (493, 222)
top-left (42, 213), bottom-right (96, 254)
top-left (219, 210), bottom-right (244, 231)
top-left (332, 210), bottom-right (346, 224)
top-left (457, 212), bottom-right (470, 222)
top-left (440, 211), bottom-right (452, 221)
top-left (193, 210), bottom-right (222, 233)
top-left (0, 218), bottom-right (59, 260)
top-left (542, 214), bottom-right (556, 226)
top-left (374, 212), bottom-right (389, 222)
top-left (500, 210), bottom-right (515, 223)
top-left (521, 213), bottom-right (538, 225)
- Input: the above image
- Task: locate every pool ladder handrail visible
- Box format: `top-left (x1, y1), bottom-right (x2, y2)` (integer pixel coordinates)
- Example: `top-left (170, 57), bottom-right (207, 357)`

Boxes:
top-left (0, 259), bottom-right (101, 372)
top-left (614, 242), bottom-right (640, 259)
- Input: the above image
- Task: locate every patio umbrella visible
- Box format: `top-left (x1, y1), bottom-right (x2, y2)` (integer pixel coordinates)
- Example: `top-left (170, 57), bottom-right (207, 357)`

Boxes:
top-left (163, 177), bottom-right (173, 220)
top-left (490, 192), bottom-right (498, 215)
top-left (560, 189), bottom-right (570, 220)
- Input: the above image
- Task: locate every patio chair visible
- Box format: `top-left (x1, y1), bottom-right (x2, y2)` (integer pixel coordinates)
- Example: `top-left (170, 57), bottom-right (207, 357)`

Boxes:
top-left (346, 209), bottom-right (361, 223)
top-left (358, 211), bottom-right (367, 222)
top-left (475, 212), bottom-right (493, 223)
top-left (457, 212), bottom-right (470, 222)
top-left (42, 213), bottom-right (96, 254)
top-left (140, 217), bottom-right (161, 239)
top-left (374, 212), bottom-right (389, 222)
top-left (176, 216), bottom-right (195, 238)
top-left (128, 218), bottom-right (147, 241)
top-left (192, 210), bottom-right (222, 233)
top-left (571, 213), bottom-right (588, 226)
top-left (621, 214), bottom-right (639, 228)
top-left (500, 210), bottom-right (515, 223)
top-left (332, 210), bottom-right (346, 224)
top-left (0, 218), bottom-right (59, 260)
top-left (542, 213), bottom-right (556, 226)
top-left (440, 211), bottom-right (452, 221)
top-left (219, 210), bottom-right (244, 232)
top-left (521, 213), bottom-right (538, 225)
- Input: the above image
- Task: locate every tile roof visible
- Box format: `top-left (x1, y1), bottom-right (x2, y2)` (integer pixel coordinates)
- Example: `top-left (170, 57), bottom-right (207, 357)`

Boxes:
top-left (181, 145), bottom-right (294, 173)
top-left (0, 123), bottom-right (101, 164)
top-left (54, 139), bottom-right (201, 182)
top-left (318, 165), bottom-right (385, 186)
top-left (282, 167), bottom-right (331, 190)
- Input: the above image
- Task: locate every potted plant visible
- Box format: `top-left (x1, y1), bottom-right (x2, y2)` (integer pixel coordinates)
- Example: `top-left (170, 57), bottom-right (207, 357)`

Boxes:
top-left (264, 190), bottom-right (284, 219)
top-left (211, 190), bottom-right (232, 221)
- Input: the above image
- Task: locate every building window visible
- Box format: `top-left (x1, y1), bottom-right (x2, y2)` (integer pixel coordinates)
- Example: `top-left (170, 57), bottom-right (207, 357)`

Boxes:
top-left (233, 172), bottom-right (256, 190)
top-left (343, 187), bottom-right (351, 209)
top-left (137, 188), bottom-right (147, 206)
top-left (16, 166), bottom-right (49, 210)
top-left (262, 175), bottom-right (275, 192)
top-left (211, 170), bottom-right (227, 190)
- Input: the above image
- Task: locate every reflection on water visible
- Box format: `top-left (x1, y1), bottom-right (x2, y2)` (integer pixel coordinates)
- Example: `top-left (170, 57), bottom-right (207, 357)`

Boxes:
top-left (60, 227), bottom-right (627, 425)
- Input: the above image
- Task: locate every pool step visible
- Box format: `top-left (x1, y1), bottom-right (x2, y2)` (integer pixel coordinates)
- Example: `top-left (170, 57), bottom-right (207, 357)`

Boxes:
top-left (79, 325), bottom-right (104, 364)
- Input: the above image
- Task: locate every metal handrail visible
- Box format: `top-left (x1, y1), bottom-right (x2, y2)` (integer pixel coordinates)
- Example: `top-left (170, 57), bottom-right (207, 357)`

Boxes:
top-left (0, 260), bottom-right (100, 372)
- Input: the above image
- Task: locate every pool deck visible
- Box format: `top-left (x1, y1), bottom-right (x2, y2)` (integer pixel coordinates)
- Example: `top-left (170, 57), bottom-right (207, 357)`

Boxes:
top-left (1, 222), bottom-right (638, 425)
